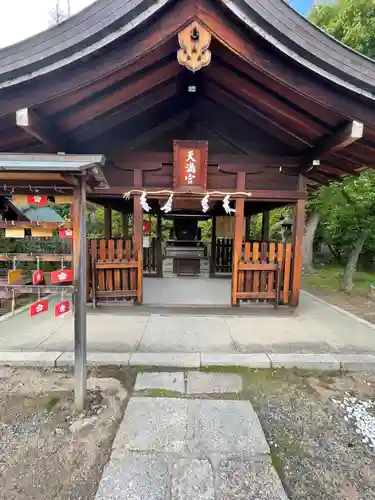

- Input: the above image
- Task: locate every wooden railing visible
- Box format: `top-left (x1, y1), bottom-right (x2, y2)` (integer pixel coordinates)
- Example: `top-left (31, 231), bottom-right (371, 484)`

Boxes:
top-left (143, 237), bottom-right (162, 276)
top-left (215, 238), bottom-right (233, 273)
top-left (233, 241), bottom-right (292, 306)
top-left (87, 239), bottom-right (142, 305)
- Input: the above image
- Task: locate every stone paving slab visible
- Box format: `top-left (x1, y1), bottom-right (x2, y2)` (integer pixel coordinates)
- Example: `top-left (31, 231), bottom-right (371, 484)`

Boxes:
top-left (220, 459), bottom-right (288, 500)
top-left (112, 398), bottom-right (188, 455)
top-left (189, 399), bottom-right (269, 456)
top-left (55, 352), bottom-right (131, 366)
top-left (95, 396), bottom-right (282, 500)
top-left (171, 459), bottom-right (215, 500)
top-left (187, 372), bottom-right (242, 394)
top-left (135, 372), bottom-right (185, 393)
top-left (268, 353), bottom-right (340, 371)
top-left (334, 353), bottom-right (375, 372)
top-left (95, 453), bottom-right (169, 500)
top-left (130, 352), bottom-right (200, 368)
top-left (201, 352), bottom-right (271, 368)
top-left (0, 351), bottom-right (62, 367)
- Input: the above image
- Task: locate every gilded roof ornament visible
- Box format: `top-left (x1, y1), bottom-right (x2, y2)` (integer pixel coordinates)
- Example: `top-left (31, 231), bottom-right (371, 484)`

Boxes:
top-left (177, 21), bottom-right (211, 72)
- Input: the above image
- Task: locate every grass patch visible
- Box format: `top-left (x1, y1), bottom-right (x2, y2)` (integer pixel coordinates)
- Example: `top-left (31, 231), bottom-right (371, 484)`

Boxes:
top-left (200, 365), bottom-right (249, 374)
top-left (270, 446), bottom-right (285, 483)
top-left (45, 396), bottom-right (59, 412)
top-left (303, 264), bottom-right (375, 296)
top-left (136, 389), bottom-right (182, 398)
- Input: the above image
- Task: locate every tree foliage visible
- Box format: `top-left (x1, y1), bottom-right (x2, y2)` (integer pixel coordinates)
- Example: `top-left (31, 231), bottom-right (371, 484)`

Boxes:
top-left (309, 0), bottom-right (375, 58)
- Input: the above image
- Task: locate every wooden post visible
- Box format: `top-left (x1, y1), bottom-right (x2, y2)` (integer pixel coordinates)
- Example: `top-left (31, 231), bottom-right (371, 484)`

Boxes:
top-left (72, 175), bottom-right (87, 411)
top-left (261, 210), bottom-right (270, 241)
top-left (104, 207), bottom-right (112, 239)
top-left (232, 172), bottom-right (246, 306)
top-left (291, 199), bottom-right (305, 307)
top-left (122, 213), bottom-right (129, 240)
top-left (245, 216), bottom-right (251, 242)
top-left (133, 171), bottom-right (143, 303)
top-left (156, 213), bottom-right (163, 277)
top-left (210, 215), bottom-right (217, 276)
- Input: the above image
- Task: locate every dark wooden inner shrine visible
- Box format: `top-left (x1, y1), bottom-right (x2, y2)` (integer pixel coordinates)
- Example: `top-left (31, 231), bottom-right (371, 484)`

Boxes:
top-left (0, 0), bottom-right (375, 309)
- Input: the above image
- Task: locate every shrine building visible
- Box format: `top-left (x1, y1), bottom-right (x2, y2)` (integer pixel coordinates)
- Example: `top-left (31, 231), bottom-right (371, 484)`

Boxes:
top-left (0, 0), bottom-right (375, 309)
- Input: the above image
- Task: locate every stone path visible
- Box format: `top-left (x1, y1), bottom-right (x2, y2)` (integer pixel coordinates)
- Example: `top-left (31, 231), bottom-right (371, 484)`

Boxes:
top-left (94, 372), bottom-right (288, 499)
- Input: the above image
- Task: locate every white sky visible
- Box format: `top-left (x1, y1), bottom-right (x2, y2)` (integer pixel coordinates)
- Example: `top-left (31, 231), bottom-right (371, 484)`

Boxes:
top-left (0, 0), bottom-right (96, 48)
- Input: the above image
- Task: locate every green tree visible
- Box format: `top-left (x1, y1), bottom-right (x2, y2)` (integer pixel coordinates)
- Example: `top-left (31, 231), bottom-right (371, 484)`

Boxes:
top-left (311, 172), bottom-right (375, 291)
top-left (309, 0), bottom-right (375, 58)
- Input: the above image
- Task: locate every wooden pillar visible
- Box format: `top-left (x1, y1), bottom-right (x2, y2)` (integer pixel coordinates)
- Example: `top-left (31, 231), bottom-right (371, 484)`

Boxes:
top-left (104, 207), bottom-right (112, 239)
top-left (232, 172), bottom-right (246, 306)
top-left (156, 213), bottom-right (163, 277)
top-left (245, 216), bottom-right (251, 242)
top-left (291, 199), bottom-right (305, 307)
top-left (72, 175), bottom-right (87, 411)
top-left (133, 171), bottom-right (143, 303)
top-left (210, 215), bottom-right (217, 276)
top-left (122, 213), bottom-right (129, 240)
top-left (261, 210), bottom-right (270, 241)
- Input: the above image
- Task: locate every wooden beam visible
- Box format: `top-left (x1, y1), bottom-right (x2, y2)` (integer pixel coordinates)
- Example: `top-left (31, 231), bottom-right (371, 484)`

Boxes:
top-left (58, 61), bottom-right (181, 132)
top-left (232, 172), bottom-right (246, 306)
top-left (104, 207), bottom-right (112, 239)
top-left (74, 80), bottom-right (178, 143)
top-left (261, 211), bottom-right (270, 241)
top-left (291, 199), bottom-right (305, 307)
top-left (72, 176), bottom-right (88, 410)
top-left (215, 47), bottom-right (339, 127)
top-left (0, 221), bottom-right (72, 229)
top-left (156, 213), bottom-right (163, 277)
top-left (40, 41), bottom-right (177, 116)
top-left (16, 108), bottom-right (66, 151)
top-left (210, 215), bottom-right (217, 276)
top-left (206, 63), bottom-right (326, 139)
top-left (133, 170), bottom-right (143, 304)
top-left (126, 110), bottom-right (190, 152)
top-left (112, 151), bottom-right (300, 169)
top-left (300, 121), bottom-right (364, 172)
top-left (205, 81), bottom-right (309, 150)
top-left (0, 173), bottom-right (64, 181)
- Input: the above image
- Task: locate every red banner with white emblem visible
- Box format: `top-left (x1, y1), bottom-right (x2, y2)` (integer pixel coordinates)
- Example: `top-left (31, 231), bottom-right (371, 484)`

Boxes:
top-left (50, 269), bottom-right (74, 284)
top-left (32, 270), bottom-right (44, 285)
top-left (30, 299), bottom-right (49, 317)
top-left (27, 195), bottom-right (48, 206)
top-left (59, 228), bottom-right (73, 240)
top-left (54, 300), bottom-right (70, 317)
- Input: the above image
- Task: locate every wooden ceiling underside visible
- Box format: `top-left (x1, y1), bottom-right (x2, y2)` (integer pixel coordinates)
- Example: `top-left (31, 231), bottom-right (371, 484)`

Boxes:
top-left (0, 0), bottom-right (374, 186)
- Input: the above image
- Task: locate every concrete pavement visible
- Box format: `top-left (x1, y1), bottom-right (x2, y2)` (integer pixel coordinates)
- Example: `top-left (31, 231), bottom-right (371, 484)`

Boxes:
top-left (1, 292), bottom-right (375, 357)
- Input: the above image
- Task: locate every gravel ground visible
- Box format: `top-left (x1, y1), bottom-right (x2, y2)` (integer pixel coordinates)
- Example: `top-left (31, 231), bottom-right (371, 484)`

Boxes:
top-left (0, 367), bottom-right (133, 500)
top-left (242, 369), bottom-right (375, 500)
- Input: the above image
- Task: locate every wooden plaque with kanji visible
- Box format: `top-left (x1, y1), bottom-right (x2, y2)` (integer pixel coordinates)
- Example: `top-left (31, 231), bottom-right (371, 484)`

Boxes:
top-left (173, 140), bottom-right (208, 191)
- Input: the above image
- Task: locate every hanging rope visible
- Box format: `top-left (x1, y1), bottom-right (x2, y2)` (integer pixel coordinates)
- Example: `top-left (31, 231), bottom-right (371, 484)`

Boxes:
top-left (124, 189), bottom-right (252, 199)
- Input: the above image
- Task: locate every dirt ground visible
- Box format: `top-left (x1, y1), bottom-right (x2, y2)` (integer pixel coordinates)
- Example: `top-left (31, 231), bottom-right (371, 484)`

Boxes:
top-left (242, 369), bottom-right (375, 500)
top-left (0, 366), bottom-right (135, 500)
top-left (2, 366), bottom-right (375, 499)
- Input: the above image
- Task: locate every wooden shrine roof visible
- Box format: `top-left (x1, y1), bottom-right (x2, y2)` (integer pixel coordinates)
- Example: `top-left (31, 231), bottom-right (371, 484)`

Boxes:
top-left (0, 0), bottom-right (374, 187)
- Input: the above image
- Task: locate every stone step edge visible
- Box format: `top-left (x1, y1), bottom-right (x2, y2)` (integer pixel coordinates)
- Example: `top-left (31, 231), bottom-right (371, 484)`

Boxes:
top-left (0, 352), bottom-right (375, 372)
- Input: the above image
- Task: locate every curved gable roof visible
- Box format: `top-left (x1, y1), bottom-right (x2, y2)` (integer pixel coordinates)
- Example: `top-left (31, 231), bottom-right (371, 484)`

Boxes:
top-left (0, 0), bottom-right (374, 99)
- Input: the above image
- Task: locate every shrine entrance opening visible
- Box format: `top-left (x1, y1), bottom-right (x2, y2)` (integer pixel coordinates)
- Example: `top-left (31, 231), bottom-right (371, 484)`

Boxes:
top-left (142, 208), bottom-right (233, 306)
